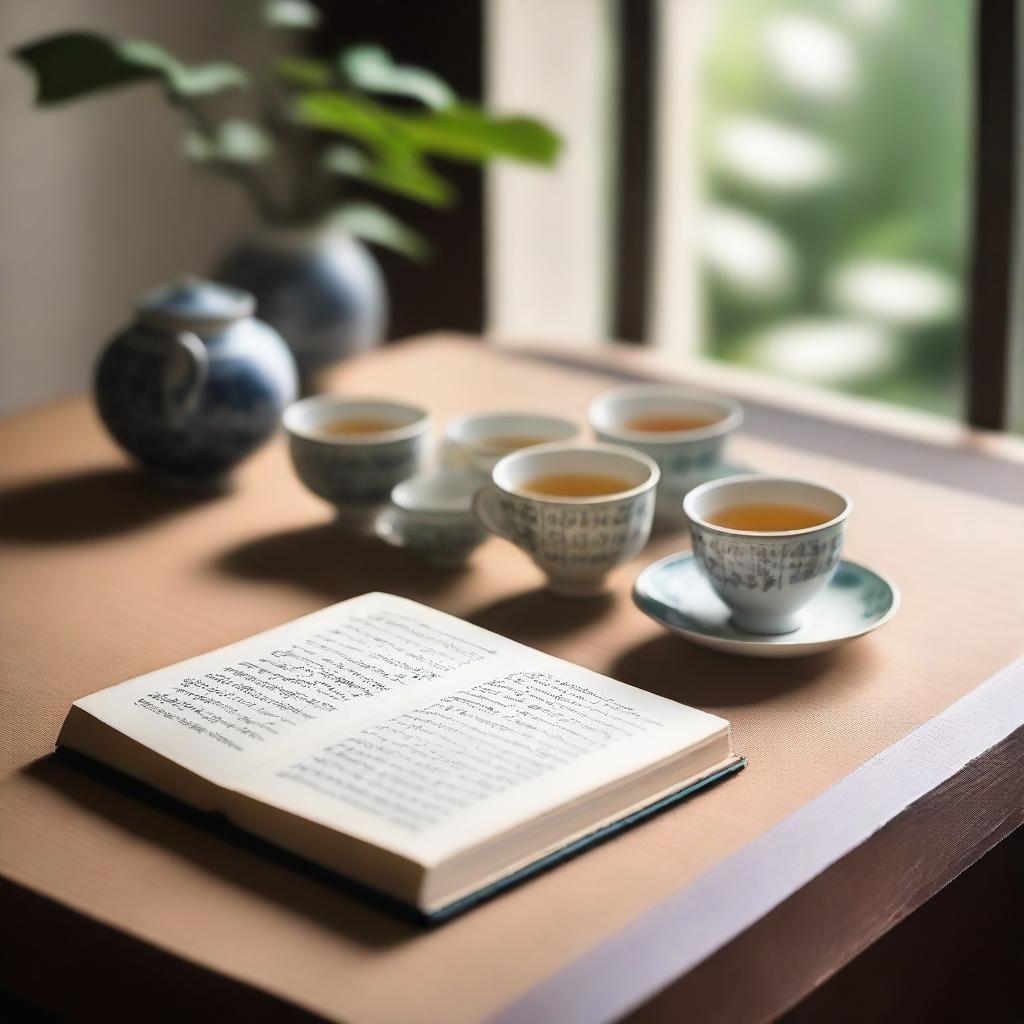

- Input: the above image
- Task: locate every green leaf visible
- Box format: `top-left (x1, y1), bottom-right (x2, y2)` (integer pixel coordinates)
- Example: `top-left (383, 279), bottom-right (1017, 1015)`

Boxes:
top-left (11, 32), bottom-right (246, 105)
top-left (401, 105), bottom-right (561, 164)
top-left (297, 91), bottom-right (561, 166)
top-left (339, 44), bottom-right (454, 110)
top-left (118, 40), bottom-right (247, 98)
top-left (263, 0), bottom-right (322, 29)
top-left (295, 90), bottom-right (398, 147)
top-left (275, 55), bottom-right (332, 88)
top-left (322, 143), bottom-right (455, 207)
top-left (331, 201), bottom-right (430, 261)
top-left (12, 32), bottom-right (160, 103)
top-left (185, 119), bottom-right (273, 164)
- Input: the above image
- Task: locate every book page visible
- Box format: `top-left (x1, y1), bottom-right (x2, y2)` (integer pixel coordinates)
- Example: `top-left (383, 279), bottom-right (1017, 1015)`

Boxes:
top-left (232, 652), bottom-right (728, 864)
top-left (70, 592), bottom-right (728, 864)
top-left (69, 594), bottom-right (510, 785)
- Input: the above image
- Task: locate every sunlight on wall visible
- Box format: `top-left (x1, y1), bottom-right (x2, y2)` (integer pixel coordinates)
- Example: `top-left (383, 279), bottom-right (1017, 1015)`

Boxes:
top-left (485, 0), bottom-right (615, 345)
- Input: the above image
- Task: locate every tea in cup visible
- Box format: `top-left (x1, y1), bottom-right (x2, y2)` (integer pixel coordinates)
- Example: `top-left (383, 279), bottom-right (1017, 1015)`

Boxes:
top-left (378, 470), bottom-right (488, 568)
top-left (472, 442), bottom-right (659, 598)
top-left (284, 396), bottom-right (430, 530)
top-left (443, 411), bottom-right (578, 479)
top-left (683, 475), bottom-right (851, 634)
top-left (588, 385), bottom-right (742, 524)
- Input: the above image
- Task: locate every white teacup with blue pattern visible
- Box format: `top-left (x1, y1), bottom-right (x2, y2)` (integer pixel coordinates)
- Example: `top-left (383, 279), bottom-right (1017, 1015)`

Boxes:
top-left (473, 442), bottom-right (659, 598)
top-left (589, 385), bottom-right (743, 526)
top-left (443, 410), bottom-right (579, 480)
top-left (683, 475), bottom-right (851, 634)
top-left (378, 470), bottom-right (488, 568)
top-left (284, 396), bottom-right (430, 531)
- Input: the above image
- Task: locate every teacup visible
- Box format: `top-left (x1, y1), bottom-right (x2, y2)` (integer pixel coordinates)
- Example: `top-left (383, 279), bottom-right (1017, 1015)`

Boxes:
top-left (472, 442), bottom-right (659, 598)
top-left (683, 475), bottom-right (851, 634)
top-left (284, 396), bottom-right (430, 531)
top-left (377, 470), bottom-right (488, 568)
top-left (588, 385), bottom-right (743, 525)
top-left (443, 411), bottom-right (579, 479)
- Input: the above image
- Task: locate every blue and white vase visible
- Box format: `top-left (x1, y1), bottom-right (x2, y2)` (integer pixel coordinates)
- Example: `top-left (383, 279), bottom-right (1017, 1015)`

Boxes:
top-left (95, 278), bottom-right (298, 487)
top-left (214, 224), bottom-right (386, 381)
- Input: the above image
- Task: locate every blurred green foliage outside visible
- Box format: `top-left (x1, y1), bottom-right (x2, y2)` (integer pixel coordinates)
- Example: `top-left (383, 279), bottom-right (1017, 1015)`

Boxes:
top-left (700, 0), bottom-right (971, 417)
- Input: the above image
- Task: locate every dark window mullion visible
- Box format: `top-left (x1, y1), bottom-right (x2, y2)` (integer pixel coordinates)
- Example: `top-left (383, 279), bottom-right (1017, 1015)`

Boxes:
top-left (612, 0), bottom-right (656, 344)
top-left (966, 0), bottom-right (1018, 429)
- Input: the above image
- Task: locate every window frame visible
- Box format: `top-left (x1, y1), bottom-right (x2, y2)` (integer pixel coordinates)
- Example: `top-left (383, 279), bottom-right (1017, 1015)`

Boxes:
top-left (611, 0), bottom-right (1019, 431)
top-left (966, 0), bottom-right (1018, 429)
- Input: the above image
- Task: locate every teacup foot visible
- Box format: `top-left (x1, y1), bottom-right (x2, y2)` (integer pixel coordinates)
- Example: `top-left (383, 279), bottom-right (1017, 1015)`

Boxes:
top-left (546, 577), bottom-right (609, 600)
top-left (729, 609), bottom-right (805, 635)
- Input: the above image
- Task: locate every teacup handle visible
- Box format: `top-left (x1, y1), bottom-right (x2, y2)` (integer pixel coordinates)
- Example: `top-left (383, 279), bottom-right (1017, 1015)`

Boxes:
top-left (472, 486), bottom-right (512, 541)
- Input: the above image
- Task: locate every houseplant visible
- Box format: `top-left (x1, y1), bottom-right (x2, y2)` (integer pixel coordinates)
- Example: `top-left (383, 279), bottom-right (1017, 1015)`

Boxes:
top-left (12, 0), bottom-right (561, 377)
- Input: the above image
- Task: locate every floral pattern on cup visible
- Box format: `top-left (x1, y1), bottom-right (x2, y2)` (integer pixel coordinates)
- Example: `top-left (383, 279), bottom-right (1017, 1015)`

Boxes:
top-left (691, 529), bottom-right (844, 593)
top-left (493, 493), bottom-right (653, 572)
top-left (473, 442), bottom-right (659, 598)
top-left (379, 510), bottom-right (487, 568)
top-left (284, 396), bottom-right (430, 530)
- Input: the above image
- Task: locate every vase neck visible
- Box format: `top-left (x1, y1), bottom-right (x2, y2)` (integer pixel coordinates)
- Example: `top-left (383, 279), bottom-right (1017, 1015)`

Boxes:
top-left (254, 221), bottom-right (343, 251)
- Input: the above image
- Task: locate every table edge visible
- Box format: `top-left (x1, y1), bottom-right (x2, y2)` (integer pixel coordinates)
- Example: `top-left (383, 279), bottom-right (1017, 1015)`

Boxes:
top-left (497, 342), bottom-right (1024, 507)
top-left (491, 655), bottom-right (1024, 1024)
top-left (0, 876), bottom-right (328, 1024)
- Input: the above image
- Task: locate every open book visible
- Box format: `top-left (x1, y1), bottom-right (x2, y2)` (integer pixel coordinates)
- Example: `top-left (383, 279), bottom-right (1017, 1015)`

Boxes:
top-left (59, 593), bottom-right (743, 921)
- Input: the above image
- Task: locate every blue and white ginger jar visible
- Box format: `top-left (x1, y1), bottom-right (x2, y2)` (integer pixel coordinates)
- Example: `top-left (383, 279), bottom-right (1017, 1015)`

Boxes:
top-left (95, 278), bottom-right (298, 486)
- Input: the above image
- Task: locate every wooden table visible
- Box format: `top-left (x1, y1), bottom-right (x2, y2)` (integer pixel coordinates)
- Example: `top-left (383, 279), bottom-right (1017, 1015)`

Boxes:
top-left (2, 336), bottom-right (1023, 1023)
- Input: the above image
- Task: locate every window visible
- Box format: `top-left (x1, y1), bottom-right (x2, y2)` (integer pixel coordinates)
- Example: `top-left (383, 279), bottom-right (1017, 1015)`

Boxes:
top-left (488, 1), bottom-right (1017, 431)
top-left (698, 0), bottom-right (971, 417)
top-left (654, 0), bottom-right (973, 418)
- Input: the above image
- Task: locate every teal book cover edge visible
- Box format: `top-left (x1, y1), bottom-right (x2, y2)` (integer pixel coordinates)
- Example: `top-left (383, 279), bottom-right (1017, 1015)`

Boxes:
top-left (56, 747), bottom-right (745, 927)
top-left (424, 757), bottom-right (746, 923)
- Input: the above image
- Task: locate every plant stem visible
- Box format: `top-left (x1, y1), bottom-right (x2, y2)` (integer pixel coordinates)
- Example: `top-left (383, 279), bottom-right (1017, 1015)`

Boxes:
top-left (257, 78), bottom-right (330, 225)
top-left (176, 95), bottom-right (283, 224)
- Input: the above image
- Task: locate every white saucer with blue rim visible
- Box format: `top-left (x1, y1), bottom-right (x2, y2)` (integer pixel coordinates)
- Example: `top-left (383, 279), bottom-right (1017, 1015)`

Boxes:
top-left (633, 553), bottom-right (900, 658)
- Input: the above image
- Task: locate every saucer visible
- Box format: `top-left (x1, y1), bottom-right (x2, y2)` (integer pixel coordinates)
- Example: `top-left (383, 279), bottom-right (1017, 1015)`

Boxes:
top-left (633, 553), bottom-right (899, 658)
top-left (376, 470), bottom-right (488, 569)
top-left (376, 506), bottom-right (485, 568)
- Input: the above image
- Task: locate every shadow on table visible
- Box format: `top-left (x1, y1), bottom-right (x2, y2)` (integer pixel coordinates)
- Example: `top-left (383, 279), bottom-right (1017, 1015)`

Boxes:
top-left (611, 633), bottom-right (864, 707)
top-left (0, 468), bottom-right (223, 544)
top-left (465, 587), bottom-right (616, 645)
top-left (216, 521), bottom-right (465, 602)
top-left (23, 752), bottom-right (419, 945)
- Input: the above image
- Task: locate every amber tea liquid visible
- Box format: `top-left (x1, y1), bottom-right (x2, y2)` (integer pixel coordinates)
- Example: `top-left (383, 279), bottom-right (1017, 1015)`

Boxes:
top-left (320, 417), bottom-right (398, 436)
top-left (479, 435), bottom-right (549, 453)
top-left (706, 503), bottom-right (831, 532)
top-left (623, 413), bottom-right (721, 433)
top-left (521, 472), bottom-right (634, 498)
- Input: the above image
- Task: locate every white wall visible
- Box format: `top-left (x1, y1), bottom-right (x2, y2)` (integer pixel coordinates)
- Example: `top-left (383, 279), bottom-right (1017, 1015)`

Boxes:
top-left (649, 0), bottom-right (711, 357)
top-left (485, 0), bottom-right (616, 346)
top-left (0, 1), bottom-right (267, 414)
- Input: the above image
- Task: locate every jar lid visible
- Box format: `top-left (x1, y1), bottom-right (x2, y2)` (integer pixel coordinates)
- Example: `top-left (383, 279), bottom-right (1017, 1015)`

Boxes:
top-left (136, 277), bottom-right (255, 331)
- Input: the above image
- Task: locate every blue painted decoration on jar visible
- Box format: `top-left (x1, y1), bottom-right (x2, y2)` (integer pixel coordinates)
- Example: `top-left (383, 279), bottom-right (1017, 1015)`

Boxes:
top-left (214, 225), bottom-right (386, 380)
top-left (95, 278), bottom-right (298, 487)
